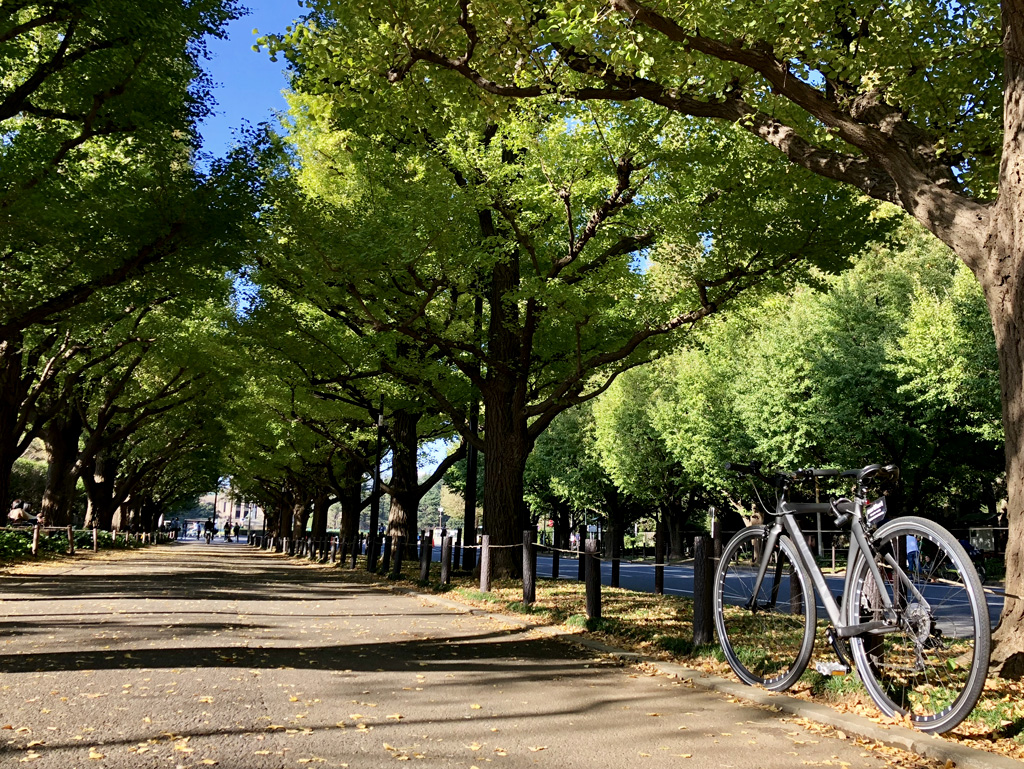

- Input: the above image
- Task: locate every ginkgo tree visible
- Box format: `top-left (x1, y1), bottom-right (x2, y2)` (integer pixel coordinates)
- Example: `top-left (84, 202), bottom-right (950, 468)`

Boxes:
top-left (253, 25), bottom-right (884, 574)
top-left (266, 0), bottom-right (1024, 672)
top-left (0, 0), bottom-right (256, 514)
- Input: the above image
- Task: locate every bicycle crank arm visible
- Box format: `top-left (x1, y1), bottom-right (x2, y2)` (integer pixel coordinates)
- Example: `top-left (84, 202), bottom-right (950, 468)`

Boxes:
top-left (836, 619), bottom-right (899, 638)
top-left (825, 626), bottom-right (852, 674)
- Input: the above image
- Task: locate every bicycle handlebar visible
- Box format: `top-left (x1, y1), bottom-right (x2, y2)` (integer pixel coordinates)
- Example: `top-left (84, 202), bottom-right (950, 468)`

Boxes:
top-left (725, 461), bottom-right (899, 484)
top-left (723, 461), bottom-right (763, 476)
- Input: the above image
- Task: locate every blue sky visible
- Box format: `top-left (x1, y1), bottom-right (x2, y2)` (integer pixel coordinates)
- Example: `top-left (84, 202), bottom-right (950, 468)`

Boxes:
top-left (197, 3), bottom-right (456, 474)
top-left (197, 1), bottom-right (305, 157)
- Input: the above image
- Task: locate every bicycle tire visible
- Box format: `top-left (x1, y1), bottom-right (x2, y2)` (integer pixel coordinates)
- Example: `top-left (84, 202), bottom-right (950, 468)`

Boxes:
top-left (714, 526), bottom-right (816, 691)
top-left (846, 516), bottom-right (990, 733)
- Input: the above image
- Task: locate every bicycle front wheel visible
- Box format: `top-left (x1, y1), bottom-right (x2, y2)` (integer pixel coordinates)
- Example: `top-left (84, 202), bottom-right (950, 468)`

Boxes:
top-left (714, 526), bottom-right (815, 691)
top-left (847, 516), bottom-right (990, 733)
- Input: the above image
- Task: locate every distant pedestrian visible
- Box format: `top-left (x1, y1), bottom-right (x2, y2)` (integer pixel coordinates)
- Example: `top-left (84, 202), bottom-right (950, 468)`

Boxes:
top-left (8, 499), bottom-right (36, 524)
top-left (906, 535), bottom-right (920, 577)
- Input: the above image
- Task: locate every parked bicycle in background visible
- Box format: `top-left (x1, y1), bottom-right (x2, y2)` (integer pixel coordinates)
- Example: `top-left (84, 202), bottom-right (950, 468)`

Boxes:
top-left (715, 462), bottom-right (990, 734)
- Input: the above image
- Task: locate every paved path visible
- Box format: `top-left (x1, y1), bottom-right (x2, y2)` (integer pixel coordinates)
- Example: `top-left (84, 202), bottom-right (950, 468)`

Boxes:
top-left (0, 543), bottom-right (896, 769)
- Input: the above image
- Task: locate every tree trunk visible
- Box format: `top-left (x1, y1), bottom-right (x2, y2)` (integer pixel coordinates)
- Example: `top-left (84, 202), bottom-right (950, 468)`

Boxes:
top-left (553, 500), bottom-right (571, 550)
top-left (336, 465), bottom-right (363, 546)
top-left (291, 500), bottom-right (308, 540)
top-left (385, 409), bottom-right (421, 556)
top-left (0, 334), bottom-right (28, 510)
top-left (481, 380), bottom-right (531, 578)
top-left (40, 404), bottom-right (83, 526)
top-left (83, 449), bottom-right (119, 530)
top-left (311, 490), bottom-right (329, 541)
top-left (663, 498), bottom-right (688, 560)
top-left (977, 5), bottom-right (1024, 675)
top-left (140, 496), bottom-right (160, 532)
top-left (603, 489), bottom-right (625, 558)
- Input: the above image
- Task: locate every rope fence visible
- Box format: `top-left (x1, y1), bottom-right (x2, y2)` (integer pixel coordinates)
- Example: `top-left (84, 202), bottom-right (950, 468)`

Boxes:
top-left (2, 523), bottom-right (177, 556)
top-left (267, 526), bottom-right (728, 648)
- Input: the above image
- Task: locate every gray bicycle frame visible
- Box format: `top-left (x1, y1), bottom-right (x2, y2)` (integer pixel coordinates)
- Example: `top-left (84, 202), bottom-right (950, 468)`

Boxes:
top-left (749, 497), bottom-right (929, 638)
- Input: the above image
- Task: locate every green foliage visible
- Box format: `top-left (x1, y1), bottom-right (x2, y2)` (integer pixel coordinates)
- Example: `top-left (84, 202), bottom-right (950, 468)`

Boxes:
top-left (636, 221), bottom-right (1002, 521)
top-left (526, 404), bottom-right (611, 519)
top-left (299, 1), bottom-right (1001, 198)
top-left (0, 530), bottom-right (34, 559)
top-left (1, 0), bottom-right (251, 335)
top-left (10, 457), bottom-right (46, 507)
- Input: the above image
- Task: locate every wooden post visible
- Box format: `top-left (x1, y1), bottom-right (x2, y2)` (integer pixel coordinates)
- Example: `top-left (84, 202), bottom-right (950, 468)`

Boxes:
top-left (551, 545), bottom-right (560, 581)
top-left (577, 524), bottom-right (587, 582)
top-left (453, 528), bottom-right (462, 572)
top-left (585, 538), bottom-right (601, 619)
top-left (92, 525), bottom-right (98, 552)
top-left (522, 530), bottom-right (536, 605)
top-left (67, 525), bottom-right (74, 555)
top-left (693, 535), bottom-right (714, 646)
top-left (390, 535), bottom-right (404, 579)
top-left (611, 534), bottom-right (620, 588)
top-left (654, 519), bottom-right (666, 595)
top-left (367, 532), bottom-right (379, 573)
top-left (419, 530), bottom-right (432, 581)
top-left (440, 535), bottom-right (453, 586)
top-left (479, 534), bottom-right (492, 592)
top-left (380, 534), bottom-right (392, 574)
top-left (31, 522), bottom-right (40, 556)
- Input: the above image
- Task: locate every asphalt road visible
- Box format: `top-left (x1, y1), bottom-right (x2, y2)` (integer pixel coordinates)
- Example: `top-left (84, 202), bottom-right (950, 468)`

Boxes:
top-left (526, 549), bottom-right (1005, 628)
top-left (0, 542), bottom-right (897, 769)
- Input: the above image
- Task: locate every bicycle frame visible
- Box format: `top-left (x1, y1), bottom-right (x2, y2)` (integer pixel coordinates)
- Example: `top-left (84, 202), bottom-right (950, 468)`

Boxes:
top-left (748, 498), bottom-right (929, 638)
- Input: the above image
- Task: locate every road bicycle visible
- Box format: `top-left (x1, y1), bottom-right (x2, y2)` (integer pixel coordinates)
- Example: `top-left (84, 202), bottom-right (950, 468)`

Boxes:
top-left (714, 462), bottom-right (990, 734)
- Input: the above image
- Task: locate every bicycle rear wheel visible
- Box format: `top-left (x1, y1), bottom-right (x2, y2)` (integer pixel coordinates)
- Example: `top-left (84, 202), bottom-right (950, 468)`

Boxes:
top-left (847, 516), bottom-right (990, 733)
top-left (714, 526), bottom-right (815, 691)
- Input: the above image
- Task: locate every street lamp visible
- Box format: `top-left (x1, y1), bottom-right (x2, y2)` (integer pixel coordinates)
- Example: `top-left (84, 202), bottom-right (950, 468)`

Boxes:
top-left (438, 505), bottom-right (444, 530)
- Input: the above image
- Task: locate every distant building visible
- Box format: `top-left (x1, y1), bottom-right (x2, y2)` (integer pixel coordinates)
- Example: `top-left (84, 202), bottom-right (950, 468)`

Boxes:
top-left (197, 490), bottom-right (264, 534)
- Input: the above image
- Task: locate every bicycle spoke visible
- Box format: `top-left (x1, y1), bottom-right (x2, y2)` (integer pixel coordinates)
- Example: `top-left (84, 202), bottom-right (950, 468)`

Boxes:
top-left (714, 527), bottom-right (815, 691)
top-left (848, 517), bottom-right (989, 733)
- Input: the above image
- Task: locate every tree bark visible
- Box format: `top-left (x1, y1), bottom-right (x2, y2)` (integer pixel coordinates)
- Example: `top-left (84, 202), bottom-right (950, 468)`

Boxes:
top-left (481, 375), bottom-right (531, 578)
top-left (311, 490), bottom-right (329, 542)
top-left (385, 408), bottom-right (421, 555)
top-left (39, 403), bottom-right (83, 526)
top-left (335, 465), bottom-right (363, 547)
top-left (970, 3), bottom-right (1024, 674)
top-left (82, 448), bottom-right (119, 530)
top-left (0, 334), bottom-right (29, 510)
top-left (291, 500), bottom-right (308, 540)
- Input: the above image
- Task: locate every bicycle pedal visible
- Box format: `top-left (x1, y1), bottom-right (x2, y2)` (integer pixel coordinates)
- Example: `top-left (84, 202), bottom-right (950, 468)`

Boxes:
top-left (815, 661), bottom-right (849, 676)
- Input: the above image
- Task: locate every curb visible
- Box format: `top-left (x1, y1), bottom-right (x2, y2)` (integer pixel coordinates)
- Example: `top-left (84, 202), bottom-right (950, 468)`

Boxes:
top-left (395, 585), bottom-right (1018, 769)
